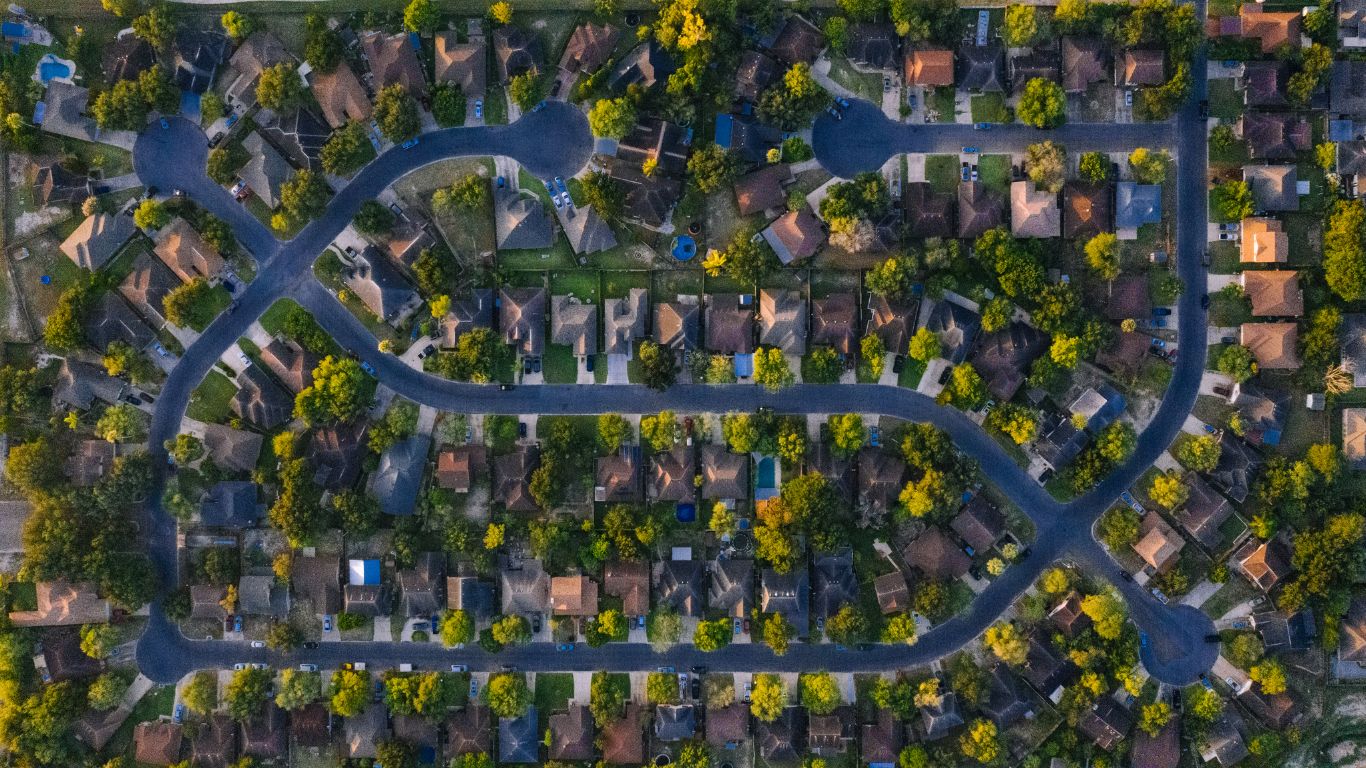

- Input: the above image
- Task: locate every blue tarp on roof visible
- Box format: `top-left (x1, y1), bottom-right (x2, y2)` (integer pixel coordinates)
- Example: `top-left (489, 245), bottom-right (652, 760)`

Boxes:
top-left (2, 22), bottom-right (28, 39)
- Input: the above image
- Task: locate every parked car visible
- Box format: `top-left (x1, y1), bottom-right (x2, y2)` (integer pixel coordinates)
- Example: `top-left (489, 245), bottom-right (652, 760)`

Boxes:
top-left (233, 663), bottom-right (247, 670)
top-left (496, 176), bottom-right (505, 189)
top-left (400, 137), bottom-right (419, 150)
top-left (237, 351), bottom-right (251, 367)
top-left (1201, 294), bottom-right (1210, 309)
top-left (1124, 90), bottom-right (1133, 107)
top-left (474, 100), bottom-right (483, 119)
top-left (1153, 307), bottom-right (1172, 316)
top-left (869, 426), bottom-right (880, 447)
top-left (518, 421), bottom-right (527, 438)
top-left (233, 615), bottom-right (243, 632)
top-left (557, 643), bottom-right (574, 652)
top-left (303, 642), bottom-right (319, 649)
top-left (470, 678), bottom-right (480, 698)
top-left (173, 704), bottom-right (187, 723)
top-left (322, 615), bottom-right (333, 633)
top-left (159, 117), bottom-right (169, 129)
top-left (962, 146), bottom-right (978, 153)
top-left (250, 640), bottom-right (265, 648)
top-left (299, 664), bottom-right (318, 672)
top-left (744, 681), bottom-right (752, 701)
top-left (826, 106), bottom-right (842, 121)
top-left (586, 355), bottom-right (595, 372)
top-left (451, 664), bottom-right (468, 672)
top-left (499, 383), bottom-right (515, 391)
top-left (360, 361), bottom-right (377, 376)
top-left (973, 122), bottom-right (992, 130)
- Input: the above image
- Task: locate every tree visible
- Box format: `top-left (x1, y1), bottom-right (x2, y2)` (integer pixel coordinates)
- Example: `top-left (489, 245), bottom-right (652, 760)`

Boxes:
top-left (102, 0), bottom-right (141, 17)
top-left (256, 62), bottom-right (305, 111)
top-left (1024, 140), bottom-right (1066, 192)
top-left (799, 672), bottom-right (841, 715)
top-left (279, 169), bottom-right (329, 221)
top-left (596, 413), bottom-right (632, 453)
top-left (753, 348), bottom-right (794, 392)
top-left (484, 673), bottom-right (529, 718)
top-left (508, 71), bottom-right (543, 110)
top-left (1216, 344), bottom-right (1259, 383)
top-left (646, 671), bottom-right (680, 704)
top-left (861, 334), bottom-right (887, 379)
top-left (828, 413), bottom-right (866, 458)
top-left (819, 172), bottom-right (890, 235)
top-left (354, 200), bottom-right (396, 236)
top-left (640, 410), bottom-right (681, 452)
top-left (88, 671), bottom-right (130, 710)
top-left (716, 227), bottom-right (778, 284)
top-left (1137, 701), bottom-right (1173, 736)
top-left (91, 80), bottom-right (149, 130)
top-left (132, 5), bottom-right (175, 49)
top-left (882, 612), bottom-right (918, 645)
top-left (376, 740), bottom-right (417, 768)
top-left (1149, 472), bottom-right (1189, 510)
top-left (1212, 180), bottom-right (1254, 222)
top-left (687, 143), bottom-right (741, 194)
top-left (1188, 686), bottom-right (1224, 723)
top-left (1096, 421), bottom-right (1137, 462)
top-left (1249, 659), bottom-right (1287, 694)
top-left (96, 404), bottom-right (144, 443)
top-left (161, 277), bottom-right (217, 330)
top-left (1078, 151), bottom-right (1110, 183)
top-left (693, 618), bottom-right (733, 651)
top-left (320, 120), bottom-right (373, 176)
top-left (226, 667), bottom-right (272, 720)
top-left (1017, 78), bottom-right (1065, 128)
top-left (183, 671), bottom-right (218, 714)
top-left (294, 356), bottom-right (375, 424)
top-left (587, 673), bottom-right (627, 727)
top-left (1080, 593), bottom-right (1128, 639)
top-left (908, 327), bottom-right (942, 363)
top-left (637, 340), bottom-right (678, 391)
top-left (867, 256), bottom-right (913, 299)
top-left (1128, 147), bottom-right (1171, 184)
top-left (1004, 4), bottom-right (1038, 46)
top-left (763, 612), bottom-right (795, 655)
top-left (1084, 232), bottom-right (1120, 280)
top-left (958, 719), bottom-right (1000, 764)
top-left (490, 615), bottom-right (531, 646)
top-left (374, 84), bottom-right (420, 143)
top-left (938, 363), bottom-right (987, 410)
top-left (758, 62), bottom-right (830, 130)
top-left (220, 10), bottom-right (253, 39)
top-left (1174, 434), bottom-right (1221, 473)
top-left (750, 674), bottom-right (784, 721)
top-left (133, 199), bottom-right (168, 230)
top-left (274, 669), bottom-right (320, 710)
top-left (403, 0), bottom-right (437, 32)
top-left (588, 96), bottom-right (636, 138)
top-left (825, 604), bottom-right (868, 645)
top-left (1326, 200), bottom-right (1366, 302)
top-left (489, 1), bottom-right (514, 24)
top-left (984, 622), bottom-right (1028, 665)
top-left (304, 15), bottom-right (343, 71)
top-left (206, 144), bottom-right (245, 185)
top-left (79, 624), bottom-right (119, 660)
top-left (985, 403), bottom-right (1037, 444)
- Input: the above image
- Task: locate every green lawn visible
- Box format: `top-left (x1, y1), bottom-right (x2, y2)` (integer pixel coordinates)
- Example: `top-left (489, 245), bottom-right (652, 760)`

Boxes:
top-left (898, 358), bottom-right (926, 389)
top-left (1209, 137), bottom-right (1249, 167)
top-left (925, 155), bottom-right (960, 196)
top-left (185, 285), bottom-right (233, 332)
top-left (534, 672), bottom-right (574, 727)
top-left (549, 270), bottom-right (600, 300)
top-left (970, 93), bottom-right (1010, 124)
top-left (259, 298), bottom-right (301, 336)
top-left (928, 87), bottom-right (957, 123)
top-left (1208, 79), bottom-right (1244, 121)
top-left (186, 370), bottom-right (237, 424)
top-left (1209, 291), bottom-right (1252, 326)
top-left (106, 684), bottom-right (174, 757)
top-left (977, 154), bottom-right (1011, 194)
top-left (827, 57), bottom-right (883, 102)
top-left (541, 344), bottom-right (579, 383)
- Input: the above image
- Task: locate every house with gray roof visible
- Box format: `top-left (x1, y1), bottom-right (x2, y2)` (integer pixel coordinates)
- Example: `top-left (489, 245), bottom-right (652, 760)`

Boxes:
top-left (495, 190), bottom-right (554, 250)
top-left (1243, 165), bottom-right (1300, 211)
top-left (760, 567), bottom-right (810, 637)
top-left (812, 548), bottom-right (858, 619)
top-left (61, 212), bottom-right (136, 270)
top-left (709, 558), bottom-right (753, 618)
top-left (232, 365), bottom-right (292, 430)
top-left (398, 551), bottom-right (446, 616)
top-left (345, 247), bottom-right (421, 325)
top-left (656, 558), bottom-right (705, 616)
top-left (604, 288), bottom-right (647, 355)
top-left (501, 560), bottom-right (550, 617)
top-left (759, 289), bottom-right (807, 355)
top-left (1115, 181), bottom-right (1162, 232)
top-left (551, 295), bottom-right (597, 356)
top-left (83, 291), bottom-right (154, 352)
top-left (500, 708), bottom-right (540, 763)
top-left (240, 132), bottom-right (292, 209)
top-left (700, 445), bottom-right (748, 500)
top-left (118, 251), bottom-right (180, 326)
top-left (369, 433), bottom-right (430, 516)
top-left (200, 481), bottom-right (259, 527)
top-left (562, 204), bottom-right (617, 255)
top-left (439, 288), bottom-right (494, 348)
top-left (499, 287), bottom-right (547, 357)
top-left (53, 359), bottom-right (126, 411)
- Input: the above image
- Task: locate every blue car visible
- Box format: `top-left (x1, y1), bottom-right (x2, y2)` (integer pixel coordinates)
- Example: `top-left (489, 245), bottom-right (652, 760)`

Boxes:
top-left (474, 99), bottom-right (483, 119)
top-left (400, 137), bottom-right (419, 150)
top-left (557, 643), bottom-right (574, 652)
top-left (835, 97), bottom-right (851, 110)
top-left (554, 176), bottom-right (567, 195)
top-left (233, 615), bottom-right (243, 633)
top-left (544, 180), bottom-right (555, 197)
top-left (323, 615), bottom-right (333, 632)
top-left (360, 361), bottom-right (377, 377)
top-left (173, 704), bottom-right (186, 724)
top-left (962, 146), bottom-right (979, 153)
top-left (159, 117), bottom-right (169, 129)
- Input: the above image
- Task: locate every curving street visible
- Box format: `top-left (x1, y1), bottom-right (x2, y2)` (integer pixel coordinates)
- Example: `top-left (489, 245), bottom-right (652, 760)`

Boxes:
top-left (131, 82), bottom-right (1219, 685)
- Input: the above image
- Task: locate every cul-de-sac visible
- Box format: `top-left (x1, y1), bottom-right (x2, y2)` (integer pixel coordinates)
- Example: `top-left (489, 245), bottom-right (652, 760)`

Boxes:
top-left (0, 0), bottom-right (1363, 764)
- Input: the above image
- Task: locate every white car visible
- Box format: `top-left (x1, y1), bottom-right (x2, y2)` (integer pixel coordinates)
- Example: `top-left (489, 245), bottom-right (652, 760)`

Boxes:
top-left (233, 663), bottom-right (247, 670)
top-left (250, 640), bottom-right (265, 648)
top-left (450, 664), bottom-right (468, 673)
top-left (299, 664), bottom-right (318, 672)
top-left (237, 351), bottom-right (251, 367)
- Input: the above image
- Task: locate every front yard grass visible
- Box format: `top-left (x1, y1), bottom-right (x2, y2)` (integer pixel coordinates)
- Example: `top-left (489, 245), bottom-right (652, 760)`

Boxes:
top-left (186, 370), bottom-right (236, 424)
top-left (1207, 79), bottom-right (1244, 121)
top-left (826, 57), bottom-right (882, 102)
top-left (928, 86), bottom-right (957, 122)
top-left (897, 358), bottom-right (926, 389)
top-left (925, 155), bottom-right (960, 196)
top-left (970, 93), bottom-right (1010, 124)
top-left (541, 344), bottom-right (578, 383)
top-left (534, 672), bottom-right (574, 726)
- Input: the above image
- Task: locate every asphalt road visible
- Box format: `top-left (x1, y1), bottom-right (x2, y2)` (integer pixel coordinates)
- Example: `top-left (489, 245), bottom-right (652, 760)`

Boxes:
top-left (130, 70), bottom-right (1219, 685)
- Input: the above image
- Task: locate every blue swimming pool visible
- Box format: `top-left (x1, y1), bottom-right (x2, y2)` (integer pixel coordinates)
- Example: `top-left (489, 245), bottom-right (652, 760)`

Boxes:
top-left (756, 456), bottom-right (776, 489)
top-left (35, 54), bottom-right (72, 84)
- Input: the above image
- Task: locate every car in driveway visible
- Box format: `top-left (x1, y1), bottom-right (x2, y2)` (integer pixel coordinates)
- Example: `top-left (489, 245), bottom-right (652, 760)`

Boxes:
top-left (233, 615), bottom-right (243, 632)
top-left (322, 615), bottom-right (333, 632)
top-left (417, 344), bottom-right (436, 360)
top-left (826, 106), bottom-right (842, 120)
top-left (173, 704), bottom-right (186, 723)
top-left (474, 99), bottom-right (483, 119)
top-left (237, 351), bottom-right (251, 367)
top-left (496, 176), bottom-right (505, 189)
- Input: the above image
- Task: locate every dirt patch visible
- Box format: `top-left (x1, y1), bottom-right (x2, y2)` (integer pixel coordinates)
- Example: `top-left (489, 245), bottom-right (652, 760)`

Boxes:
top-left (14, 207), bottom-right (68, 239)
top-left (1335, 694), bottom-right (1366, 719)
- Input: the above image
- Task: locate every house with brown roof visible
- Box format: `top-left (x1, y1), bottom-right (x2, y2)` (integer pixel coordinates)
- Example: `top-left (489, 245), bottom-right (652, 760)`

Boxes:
top-left (603, 288), bottom-right (647, 355)
top-left (735, 50), bottom-right (777, 102)
top-left (118, 251), bottom-right (180, 327)
top-left (762, 204), bottom-right (826, 264)
top-left (602, 705), bottom-right (646, 763)
top-left (701, 445), bottom-right (748, 499)
top-left (494, 446), bottom-right (540, 512)
top-left (308, 422), bottom-right (367, 489)
top-left (651, 444), bottom-right (696, 501)
top-left (193, 714), bottom-right (238, 768)
top-left (551, 295), bottom-right (598, 356)
top-left (494, 26), bottom-right (542, 83)
top-left (1233, 536), bottom-right (1292, 591)
top-left (549, 705), bottom-right (594, 761)
top-left (435, 33), bottom-right (487, 97)
top-left (1235, 3), bottom-right (1303, 53)
top-left (65, 439), bottom-right (115, 488)
top-left (707, 702), bottom-right (750, 749)
top-left (551, 576), bottom-right (599, 617)
top-left (41, 628), bottom-right (102, 680)
top-left (1063, 181), bottom-right (1111, 239)
top-left (874, 570), bottom-right (910, 614)
top-left (1011, 181), bottom-right (1060, 238)
top-left (310, 62), bottom-right (372, 129)
top-left (1240, 217), bottom-right (1287, 263)
top-left (903, 181), bottom-right (954, 238)
top-left (447, 706), bottom-right (493, 756)
top-left (655, 300), bottom-right (700, 352)
top-left (958, 181), bottom-right (1006, 239)
top-left (436, 445), bottom-right (484, 492)
top-left (950, 495), bottom-right (1005, 553)
top-left (859, 448), bottom-right (906, 513)
top-left (1240, 322), bottom-right (1300, 369)
top-left (1010, 50), bottom-right (1059, 95)
top-left (194, 422), bottom-right (264, 473)
top-left (903, 527), bottom-right (970, 580)
top-left (232, 365), bottom-right (292, 430)
top-left (1049, 591), bottom-right (1092, 637)
top-left (868, 294), bottom-right (914, 353)
top-left (759, 289), bottom-right (807, 355)
top-left (1243, 165), bottom-right (1300, 211)
top-left (596, 452), bottom-right (642, 503)
top-left (224, 32), bottom-right (293, 109)
top-left (1241, 270), bottom-right (1302, 317)
top-left (1133, 513), bottom-right (1184, 572)
top-left (9, 581), bottom-right (112, 627)
top-left (559, 23), bottom-right (619, 75)
top-left (1132, 717), bottom-right (1181, 768)
top-left (135, 721), bottom-right (184, 766)
top-left (500, 287), bottom-right (547, 357)
top-left (345, 706), bottom-right (389, 759)
top-left (1240, 113), bottom-right (1312, 161)
top-left (259, 337), bottom-right (319, 393)
top-left (293, 555), bottom-right (342, 614)
top-left (768, 15), bottom-right (825, 65)
top-left (734, 163), bottom-right (793, 216)
top-left (361, 31), bottom-right (427, 98)
top-left (1347, 408), bottom-right (1366, 469)
top-left (1179, 473), bottom-right (1233, 549)
top-left (1062, 37), bottom-right (1107, 92)
top-left (862, 709), bottom-right (903, 765)
top-left (1242, 60), bottom-right (1289, 108)
top-left (1119, 49), bottom-right (1164, 87)
top-left (1103, 274), bottom-right (1151, 321)
top-left (706, 294), bottom-right (755, 355)
top-left (604, 560), bottom-right (650, 616)
top-left (291, 703), bottom-right (332, 749)
top-left (61, 212), bottom-right (136, 270)
top-left (1078, 699), bottom-right (1133, 751)
top-left (811, 293), bottom-right (857, 356)
top-left (1339, 596), bottom-right (1366, 665)
top-left (905, 48), bottom-right (954, 86)
top-left (969, 322), bottom-right (1047, 401)
top-left (240, 702), bottom-right (287, 760)
top-left (1097, 330), bottom-right (1150, 376)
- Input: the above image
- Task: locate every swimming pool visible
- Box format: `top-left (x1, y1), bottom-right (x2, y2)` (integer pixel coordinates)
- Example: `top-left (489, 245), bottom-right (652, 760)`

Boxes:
top-left (34, 53), bottom-right (74, 85)
top-left (754, 455), bottom-right (779, 500)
